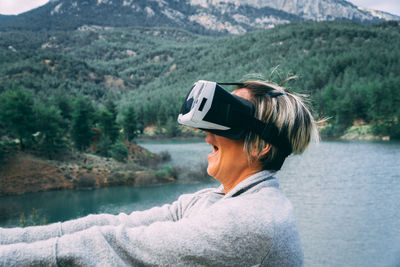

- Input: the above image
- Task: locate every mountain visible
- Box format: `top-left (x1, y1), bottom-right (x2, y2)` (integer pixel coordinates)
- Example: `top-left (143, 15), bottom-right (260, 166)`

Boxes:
top-left (0, 14), bottom-right (14, 23)
top-left (216, 0), bottom-right (400, 21)
top-left (0, 0), bottom-right (398, 34)
top-left (357, 6), bottom-right (400, 21)
top-left (1, 20), bottom-right (400, 137)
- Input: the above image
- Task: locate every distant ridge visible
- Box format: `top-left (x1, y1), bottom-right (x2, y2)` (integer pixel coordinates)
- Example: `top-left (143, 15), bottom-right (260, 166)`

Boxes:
top-left (0, 0), bottom-right (398, 34)
top-left (0, 14), bottom-right (14, 23)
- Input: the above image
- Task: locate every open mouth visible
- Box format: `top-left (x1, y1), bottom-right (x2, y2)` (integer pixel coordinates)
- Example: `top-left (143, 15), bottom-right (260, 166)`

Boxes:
top-left (209, 145), bottom-right (219, 157)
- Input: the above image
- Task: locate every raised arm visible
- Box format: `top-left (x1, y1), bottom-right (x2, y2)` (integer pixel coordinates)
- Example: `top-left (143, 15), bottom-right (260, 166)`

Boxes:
top-left (0, 191), bottom-right (200, 245)
top-left (0, 200), bottom-right (273, 266)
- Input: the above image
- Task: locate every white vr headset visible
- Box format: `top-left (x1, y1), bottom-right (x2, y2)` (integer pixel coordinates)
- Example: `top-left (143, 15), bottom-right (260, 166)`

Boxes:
top-left (177, 80), bottom-right (292, 155)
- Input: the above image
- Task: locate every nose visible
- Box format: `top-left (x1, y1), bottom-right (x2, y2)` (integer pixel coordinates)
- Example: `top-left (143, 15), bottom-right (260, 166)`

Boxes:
top-left (205, 131), bottom-right (214, 144)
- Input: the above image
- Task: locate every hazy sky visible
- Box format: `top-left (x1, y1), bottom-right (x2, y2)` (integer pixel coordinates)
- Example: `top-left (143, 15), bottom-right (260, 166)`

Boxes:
top-left (0, 0), bottom-right (48, 15)
top-left (0, 0), bottom-right (399, 16)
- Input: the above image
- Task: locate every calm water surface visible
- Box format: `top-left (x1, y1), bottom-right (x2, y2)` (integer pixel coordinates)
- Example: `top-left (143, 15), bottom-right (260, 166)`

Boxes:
top-left (1, 139), bottom-right (399, 267)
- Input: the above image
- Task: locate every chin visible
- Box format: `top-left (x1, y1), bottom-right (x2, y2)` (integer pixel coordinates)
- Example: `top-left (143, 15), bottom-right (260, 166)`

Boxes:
top-left (206, 163), bottom-right (217, 179)
top-left (206, 165), bottom-right (213, 177)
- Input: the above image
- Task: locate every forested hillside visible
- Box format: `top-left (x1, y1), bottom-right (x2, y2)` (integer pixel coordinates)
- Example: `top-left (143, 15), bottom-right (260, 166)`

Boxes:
top-left (1, 21), bottom-right (400, 159)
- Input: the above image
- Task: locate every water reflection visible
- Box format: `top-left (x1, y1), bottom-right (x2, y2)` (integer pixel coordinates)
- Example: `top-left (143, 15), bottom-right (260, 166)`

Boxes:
top-left (1, 139), bottom-right (399, 267)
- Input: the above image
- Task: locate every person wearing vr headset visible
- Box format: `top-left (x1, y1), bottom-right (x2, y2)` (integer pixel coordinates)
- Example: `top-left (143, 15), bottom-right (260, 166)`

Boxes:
top-left (1, 79), bottom-right (318, 267)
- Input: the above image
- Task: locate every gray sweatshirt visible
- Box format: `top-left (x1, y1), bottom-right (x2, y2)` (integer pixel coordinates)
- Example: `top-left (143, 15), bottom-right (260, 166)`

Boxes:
top-left (0, 170), bottom-right (303, 266)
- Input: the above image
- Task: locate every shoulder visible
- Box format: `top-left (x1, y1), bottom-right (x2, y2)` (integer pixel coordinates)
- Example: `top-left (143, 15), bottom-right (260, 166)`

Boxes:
top-left (241, 188), bottom-right (303, 266)
top-left (178, 186), bottom-right (302, 265)
top-left (173, 186), bottom-right (221, 216)
top-left (176, 187), bottom-right (217, 204)
top-left (205, 187), bottom-right (292, 240)
top-left (217, 188), bottom-right (302, 261)
top-left (227, 186), bottom-right (295, 223)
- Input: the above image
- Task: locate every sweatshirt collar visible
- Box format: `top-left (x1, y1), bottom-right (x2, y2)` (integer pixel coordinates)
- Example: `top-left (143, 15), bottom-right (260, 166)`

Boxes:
top-left (215, 170), bottom-right (279, 198)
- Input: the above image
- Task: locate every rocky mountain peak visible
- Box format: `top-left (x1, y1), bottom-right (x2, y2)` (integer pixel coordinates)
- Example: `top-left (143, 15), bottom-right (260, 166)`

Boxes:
top-left (0, 0), bottom-right (398, 33)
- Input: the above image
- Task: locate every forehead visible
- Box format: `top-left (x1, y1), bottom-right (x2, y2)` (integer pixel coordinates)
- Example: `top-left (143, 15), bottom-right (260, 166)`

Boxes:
top-left (232, 88), bottom-right (252, 101)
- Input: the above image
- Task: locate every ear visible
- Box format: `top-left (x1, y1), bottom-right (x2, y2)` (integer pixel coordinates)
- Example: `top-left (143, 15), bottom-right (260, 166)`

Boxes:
top-left (259, 143), bottom-right (272, 157)
top-left (250, 143), bottom-right (271, 158)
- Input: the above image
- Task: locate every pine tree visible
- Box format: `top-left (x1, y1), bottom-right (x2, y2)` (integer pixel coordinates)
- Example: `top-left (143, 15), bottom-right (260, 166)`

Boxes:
top-left (122, 105), bottom-right (137, 141)
top-left (98, 100), bottom-right (120, 143)
top-left (55, 95), bottom-right (74, 132)
top-left (165, 116), bottom-right (180, 137)
top-left (71, 97), bottom-right (95, 151)
top-left (35, 104), bottom-right (65, 158)
top-left (0, 89), bottom-right (36, 150)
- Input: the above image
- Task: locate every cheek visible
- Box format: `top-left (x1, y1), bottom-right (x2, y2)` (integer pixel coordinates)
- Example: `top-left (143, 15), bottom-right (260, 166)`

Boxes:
top-left (206, 137), bottom-right (247, 177)
top-left (221, 142), bottom-right (248, 168)
top-left (206, 147), bottom-right (225, 177)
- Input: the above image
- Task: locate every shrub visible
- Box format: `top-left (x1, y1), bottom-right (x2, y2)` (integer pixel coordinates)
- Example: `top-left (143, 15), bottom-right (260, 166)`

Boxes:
top-left (165, 117), bottom-right (180, 137)
top-left (165, 165), bottom-right (179, 179)
top-left (73, 174), bottom-right (96, 188)
top-left (158, 150), bottom-right (171, 161)
top-left (109, 141), bottom-right (129, 162)
top-left (97, 136), bottom-right (112, 157)
top-left (19, 208), bottom-right (48, 227)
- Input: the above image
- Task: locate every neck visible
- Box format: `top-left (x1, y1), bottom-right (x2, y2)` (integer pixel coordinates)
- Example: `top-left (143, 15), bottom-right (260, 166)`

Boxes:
top-left (220, 165), bottom-right (262, 194)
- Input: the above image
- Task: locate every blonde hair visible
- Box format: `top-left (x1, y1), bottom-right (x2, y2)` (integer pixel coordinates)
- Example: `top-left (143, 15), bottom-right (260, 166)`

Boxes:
top-left (239, 80), bottom-right (319, 170)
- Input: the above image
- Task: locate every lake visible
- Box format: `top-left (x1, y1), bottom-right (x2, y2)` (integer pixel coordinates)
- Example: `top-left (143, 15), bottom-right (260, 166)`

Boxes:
top-left (1, 139), bottom-right (399, 267)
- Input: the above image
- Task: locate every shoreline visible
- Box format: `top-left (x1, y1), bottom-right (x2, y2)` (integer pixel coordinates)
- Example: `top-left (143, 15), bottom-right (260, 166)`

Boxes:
top-left (0, 143), bottom-right (177, 196)
top-left (137, 132), bottom-right (393, 142)
top-left (1, 129), bottom-right (395, 196)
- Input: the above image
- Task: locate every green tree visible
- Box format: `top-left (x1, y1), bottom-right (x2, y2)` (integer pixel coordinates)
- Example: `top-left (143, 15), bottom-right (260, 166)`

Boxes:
top-left (55, 95), bottom-right (74, 131)
top-left (122, 105), bottom-right (137, 141)
top-left (98, 100), bottom-right (120, 143)
top-left (35, 104), bottom-right (65, 158)
top-left (136, 107), bottom-right (145, 134)
top-left (71, 97), bottom-right (95, 151)
top-left (0, 142), bottom-right (6, 167)
top-left (165, 116), bottom-right (180, 137)
top-left (97, 135), bottom-right (112, 157)
top-left (0, 89), bottom-right (36, 150)
top-left (105, 100), bottom-right (118, 121)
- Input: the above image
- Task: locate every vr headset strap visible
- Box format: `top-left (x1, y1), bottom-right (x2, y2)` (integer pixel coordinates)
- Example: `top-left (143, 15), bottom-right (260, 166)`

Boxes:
top-left (222, 105), bottom-right (292, 155)
top-left (248, 117), bottom-right (293, 156)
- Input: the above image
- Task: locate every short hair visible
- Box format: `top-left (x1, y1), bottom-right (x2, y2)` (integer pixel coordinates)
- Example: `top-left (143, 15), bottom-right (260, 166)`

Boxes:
top-left (239, 80), bottom-right (319, 171)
